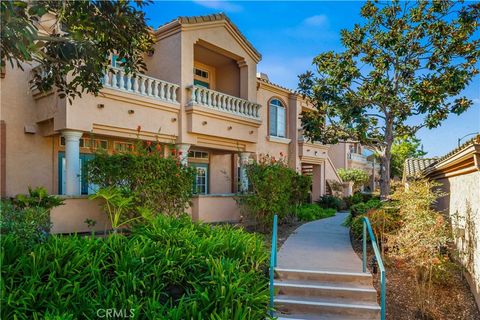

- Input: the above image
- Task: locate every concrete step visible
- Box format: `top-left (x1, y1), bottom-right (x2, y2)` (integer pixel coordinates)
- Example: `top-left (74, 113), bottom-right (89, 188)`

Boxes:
top-left (275, 268), bottom-right (374, 287)
top-left (275, 312), bottom-right (376, 320)
top-left (274, 280), bottom-right (377, 303)
top-left (275, 295), bottom-right (380, 320)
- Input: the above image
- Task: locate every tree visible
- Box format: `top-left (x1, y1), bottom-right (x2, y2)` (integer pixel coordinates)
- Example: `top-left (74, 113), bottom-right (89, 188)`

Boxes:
top-left (390, 135), bottom-right (427, 178)
top-left (337, 168), bottom-right (370, 191)
top-left (1, 0), bottom-right (153, 103)
top-left (298, 1), bottom-right (479, 199)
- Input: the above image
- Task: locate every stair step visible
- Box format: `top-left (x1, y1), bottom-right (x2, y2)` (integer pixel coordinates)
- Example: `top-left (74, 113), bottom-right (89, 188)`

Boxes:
top-left (275, 295), bottom-right (380, 319)
top-left (274, 280), bottom-right (377, 302)
top-left (275, 313), bottom-right (376, 320)
top-left (275, 268), bottom-right (373, 287)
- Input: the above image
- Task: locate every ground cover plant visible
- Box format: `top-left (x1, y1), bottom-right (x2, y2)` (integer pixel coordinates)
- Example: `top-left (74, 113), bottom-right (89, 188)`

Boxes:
top-left (1, 215), bottom-right (270, 319)
top-left (296, 204), bottom-right (336, 222)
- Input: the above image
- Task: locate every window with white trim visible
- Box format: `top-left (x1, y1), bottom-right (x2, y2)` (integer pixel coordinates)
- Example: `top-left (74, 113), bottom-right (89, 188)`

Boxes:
top-left (269, 99), bottom-right (286, 138)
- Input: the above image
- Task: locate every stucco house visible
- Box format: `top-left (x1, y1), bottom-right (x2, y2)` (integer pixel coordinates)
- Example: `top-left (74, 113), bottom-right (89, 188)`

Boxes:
top-left (403, 135), bottom-right (480, 309)
top-left (328, 142), bottom-right (380, 192)
top-left (0, 13), bottom-right (350, 233)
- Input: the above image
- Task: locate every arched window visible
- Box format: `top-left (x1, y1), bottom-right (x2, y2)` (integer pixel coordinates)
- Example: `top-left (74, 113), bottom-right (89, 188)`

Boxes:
top-left (269, 99), bottom-right (286, 138)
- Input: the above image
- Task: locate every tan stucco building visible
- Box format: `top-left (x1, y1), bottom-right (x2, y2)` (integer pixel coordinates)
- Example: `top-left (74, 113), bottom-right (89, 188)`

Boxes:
top-left (1, 13), bottom-right (352, 232)
top-left (403, 135), bottom-right (480, 309)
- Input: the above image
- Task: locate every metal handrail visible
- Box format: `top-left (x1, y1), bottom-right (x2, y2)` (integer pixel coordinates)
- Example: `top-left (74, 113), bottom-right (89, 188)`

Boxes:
top-left (269, 214), bottom-right (278, 317)
top-left (362, 217), bottom-right (386, 320)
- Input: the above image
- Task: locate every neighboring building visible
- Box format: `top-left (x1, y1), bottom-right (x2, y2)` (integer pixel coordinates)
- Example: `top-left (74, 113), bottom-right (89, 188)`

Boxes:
top-left (328, 142), bottom-right (380, 192)
top-left (0, 13), bottom-right (344, 232)
top-left (403, 135), bottom-right (480, 309)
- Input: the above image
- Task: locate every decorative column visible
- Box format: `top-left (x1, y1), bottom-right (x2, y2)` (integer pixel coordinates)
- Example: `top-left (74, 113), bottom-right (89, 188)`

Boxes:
top-left (176, 144), bottom-right (190, 166)
top-left (62, 130), bottom-right (83, 195)
top-left (239, 152), bottom-right (250, 193)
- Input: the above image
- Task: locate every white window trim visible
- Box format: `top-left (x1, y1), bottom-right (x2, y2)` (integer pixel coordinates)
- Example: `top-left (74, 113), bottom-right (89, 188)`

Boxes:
top-left (267, 136), bottom-right (291, 144)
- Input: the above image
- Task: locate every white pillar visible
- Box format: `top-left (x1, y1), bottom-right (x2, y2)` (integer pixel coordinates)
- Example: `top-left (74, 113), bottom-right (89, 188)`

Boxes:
top-left (239, 152), bottom-right (250, 193)
top-left (62, 130), bottom-right (83, 195)
top-left (176, 144), bottom-right (190, 166)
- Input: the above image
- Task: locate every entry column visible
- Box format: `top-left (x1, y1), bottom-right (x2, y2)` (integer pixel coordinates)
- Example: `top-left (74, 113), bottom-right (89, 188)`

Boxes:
top-left (62, 130), bottom-right (83, 195)
top-left (239, 152), bottom-right (250, 193)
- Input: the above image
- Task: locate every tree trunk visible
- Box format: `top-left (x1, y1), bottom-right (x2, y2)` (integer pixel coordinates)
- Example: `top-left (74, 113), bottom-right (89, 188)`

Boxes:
top-left (379, 154), bottom-right (391, 199)
top-left (379, 116), bottom-right (394, 200)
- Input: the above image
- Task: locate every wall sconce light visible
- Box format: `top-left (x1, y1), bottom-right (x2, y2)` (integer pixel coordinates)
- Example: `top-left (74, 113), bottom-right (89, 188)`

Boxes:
top-left (171, 117), bottom-right (177, 122)
top-left (202, 121), bottom-right (207, 126)
top-left (128, 109), bottom-right (135, 114)
top-left (249, 130), bottom-right (254, 134)
top-left (227, 126), bottom-right (232, 130)
top-left (307, 149), bottom-right (311, 152)
top-left (97, 103), bottom-right (105, 109)
top-left (315, 151), bottom-right (318, 155)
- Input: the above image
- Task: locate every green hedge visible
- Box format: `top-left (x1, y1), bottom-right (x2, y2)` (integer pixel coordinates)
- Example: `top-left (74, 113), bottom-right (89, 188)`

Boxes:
top-left (1, 216), bottom-right (270, 319)
top-left (350, 199), bottom-right (382, 217)
top-left (296, 204), bottom-right (336, 222)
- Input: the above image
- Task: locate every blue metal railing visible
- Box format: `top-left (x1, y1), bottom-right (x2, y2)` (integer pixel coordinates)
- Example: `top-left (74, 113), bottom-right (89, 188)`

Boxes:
top-left (269, 214), bottom-right (278, 317)
top-left (362, 217), bottom-right (386, 320)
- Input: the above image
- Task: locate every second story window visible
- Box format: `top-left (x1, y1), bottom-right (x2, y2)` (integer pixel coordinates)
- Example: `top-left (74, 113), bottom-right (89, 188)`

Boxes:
top-left (269, 99), bottom-right (286, 138)
top-left (194, 67), bottom-right (210, 89)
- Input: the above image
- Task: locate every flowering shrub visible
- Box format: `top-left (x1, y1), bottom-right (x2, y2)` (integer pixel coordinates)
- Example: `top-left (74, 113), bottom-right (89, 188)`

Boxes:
top-left (237, 154), bottom-right (311, 230)
top-left (86, 142), bottom-right (195, 217)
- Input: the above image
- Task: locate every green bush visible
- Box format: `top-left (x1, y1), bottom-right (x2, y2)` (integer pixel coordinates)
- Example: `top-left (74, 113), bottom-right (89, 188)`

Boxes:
top-left (296, 204), bottom-right (336, 221)
top-left (316, 195), bottom-right (344, 210)
top-left (86, 149), bottom-right (195, 217)
top-left (0, 187), bottom-right (63, 246)
top-left (237, 155), bottom-right (310, 230)
top-left (1, 215), bottom-right (270, 319)
top-left (337, 168), bottom-right (369, 191)
top-left (350, 199), bottom-right (382, 217)
top-left (343, 192), bottom-right (363, 208)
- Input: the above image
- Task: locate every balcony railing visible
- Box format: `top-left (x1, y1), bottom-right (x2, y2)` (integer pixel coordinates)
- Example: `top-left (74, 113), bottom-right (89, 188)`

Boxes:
top-left (187, 85), bottom-right (261, 120)
top-left (104, 67), bottom-right (179, 104)
top-left (348, 152), bottom-right (368, 163)
top-left (32, 66), bottom-right (180, 104)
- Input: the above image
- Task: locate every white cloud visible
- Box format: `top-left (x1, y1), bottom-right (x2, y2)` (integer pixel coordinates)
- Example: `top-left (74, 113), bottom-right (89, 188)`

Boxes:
top-left (283, 14), bottom-right (334, 40)
top-left (303, 14), bottom-right (329, 28)
top-left (258, 56), bottom-right (313, 89)
top-left (192, 0), bottom-right (243, 13)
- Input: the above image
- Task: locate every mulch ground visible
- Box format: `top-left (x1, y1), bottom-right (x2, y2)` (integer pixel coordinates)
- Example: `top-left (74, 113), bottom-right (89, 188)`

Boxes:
top-left (350, 232), bottom-right (480, 320)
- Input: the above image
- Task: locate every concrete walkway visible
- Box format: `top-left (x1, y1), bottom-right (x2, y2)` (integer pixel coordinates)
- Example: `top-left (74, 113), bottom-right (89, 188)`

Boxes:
top-left (277, 212), bottom-right (363, 272)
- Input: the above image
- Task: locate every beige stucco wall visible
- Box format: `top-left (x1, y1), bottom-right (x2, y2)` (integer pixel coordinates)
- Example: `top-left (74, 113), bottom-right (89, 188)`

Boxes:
top-left (328, 143), bottom-right (347, 170)
top-left (435, 171), bottom-right (480, 307)
top-left (190, 194), bottom-right (241, 222)
top-left (1, 64), bottom-right (56, 196)
top-left (208, 153), bottom-right (233, 194)
top-left (50, 197), bottom-right (111, 234)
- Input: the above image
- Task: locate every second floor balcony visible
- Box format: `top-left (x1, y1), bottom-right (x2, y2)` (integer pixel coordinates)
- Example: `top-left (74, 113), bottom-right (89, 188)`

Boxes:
top-left (187, 85), bottom-right (261, 120)
top-left (348, 152), bottom-right (368, 163)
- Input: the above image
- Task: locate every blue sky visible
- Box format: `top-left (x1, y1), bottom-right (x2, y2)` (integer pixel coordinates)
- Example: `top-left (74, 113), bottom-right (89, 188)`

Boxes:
top-left (145, 1), bottom-right (480, 157)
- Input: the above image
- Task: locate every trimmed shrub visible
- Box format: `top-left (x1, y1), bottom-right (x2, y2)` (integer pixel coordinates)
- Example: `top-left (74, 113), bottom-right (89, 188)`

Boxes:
top-left (1, 215), bottom-right (269, 319)
top-left (343, 192), bottom-right (363, 208)
top-left (86, 149), bottom-right (195, 217)
top-left (316, 195), bottom-right (344, 211)
top-left (296, 204), bottom-right (336, 222)
top-left (237, 154), bottom-right (310, 230)
top-left (350, 199), bottom-right (382, 217)
top-left (0, 187), bottom-right (63, 246)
